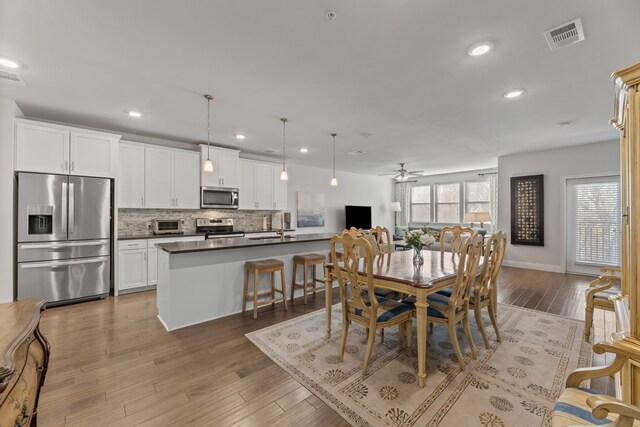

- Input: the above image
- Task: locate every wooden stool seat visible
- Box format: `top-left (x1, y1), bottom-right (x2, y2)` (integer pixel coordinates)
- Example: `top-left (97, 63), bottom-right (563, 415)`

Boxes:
top-left (291, 253), bottom-right (326, 304)
top-left (243, 259), bottom-right (287, 319)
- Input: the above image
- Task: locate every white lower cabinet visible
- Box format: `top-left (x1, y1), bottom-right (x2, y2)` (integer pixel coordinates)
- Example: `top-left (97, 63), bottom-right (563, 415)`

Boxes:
top-left (118, 236), bottom-right (204, 292)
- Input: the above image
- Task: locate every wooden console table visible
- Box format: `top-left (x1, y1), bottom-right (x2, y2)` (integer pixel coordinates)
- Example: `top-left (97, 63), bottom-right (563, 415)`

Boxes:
top-left (0, 299), bottom-right (50, 426)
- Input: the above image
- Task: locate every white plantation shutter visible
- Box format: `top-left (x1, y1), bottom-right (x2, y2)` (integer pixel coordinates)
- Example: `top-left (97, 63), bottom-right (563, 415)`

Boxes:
top-left (574, 181), bottom-right (620, 266)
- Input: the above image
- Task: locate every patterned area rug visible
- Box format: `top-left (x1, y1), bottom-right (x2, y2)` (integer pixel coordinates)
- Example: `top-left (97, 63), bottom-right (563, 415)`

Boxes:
top-left (246, 304), bottom-right (592, 427)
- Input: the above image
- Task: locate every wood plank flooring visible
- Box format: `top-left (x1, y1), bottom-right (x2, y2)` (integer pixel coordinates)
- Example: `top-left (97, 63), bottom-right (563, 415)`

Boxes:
top-left (37, 266), bottom-right (604, 426)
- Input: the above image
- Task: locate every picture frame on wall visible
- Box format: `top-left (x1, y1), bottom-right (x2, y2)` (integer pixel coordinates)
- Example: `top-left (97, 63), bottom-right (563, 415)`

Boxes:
top-left (510, 174), bottom-right (544, 246)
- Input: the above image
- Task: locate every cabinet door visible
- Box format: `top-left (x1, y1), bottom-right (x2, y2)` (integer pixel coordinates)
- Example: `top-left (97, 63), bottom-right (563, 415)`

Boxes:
top-left (254, 163), bottom-right (274, 210)
top-left (148, 247), bottom-right (158, 286)
top-left (218, 149), bottom-right (239, 188)
top-left (70, 131), bottom-right (117, 177)
top-left (15, 121), bottom-right (70, 174)
top-left (173, 151), bottom-right (200, 209)
top-left (118, 249), bottom-right (148, 290)
top-left (145, 147), bottom-right (174, 208)
top-left (238, 160), bottom-right (256, 210)
top-left (273, 167), bottom-right (287, 210)
top-left (117, 143), bottom-right (145, 208)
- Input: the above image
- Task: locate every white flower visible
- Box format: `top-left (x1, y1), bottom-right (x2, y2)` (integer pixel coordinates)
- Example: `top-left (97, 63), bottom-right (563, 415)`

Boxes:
top-left (420, 234), bottom-right (435, 247)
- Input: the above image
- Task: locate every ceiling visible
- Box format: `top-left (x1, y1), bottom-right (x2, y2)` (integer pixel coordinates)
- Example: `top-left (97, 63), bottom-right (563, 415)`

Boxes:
top-left (1, 0), bottom-right (639, 177)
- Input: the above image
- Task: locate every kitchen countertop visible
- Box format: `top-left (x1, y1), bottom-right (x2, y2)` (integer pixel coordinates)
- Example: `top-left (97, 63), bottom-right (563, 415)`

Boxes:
top-left (157, 232), bottom-right (335, 254)
top-left (118, 229), bottom-right (297, 241)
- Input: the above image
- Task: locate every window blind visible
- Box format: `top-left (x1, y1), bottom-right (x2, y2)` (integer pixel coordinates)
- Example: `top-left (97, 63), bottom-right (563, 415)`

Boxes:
top-left (574, 182), bottom-right (620, 266)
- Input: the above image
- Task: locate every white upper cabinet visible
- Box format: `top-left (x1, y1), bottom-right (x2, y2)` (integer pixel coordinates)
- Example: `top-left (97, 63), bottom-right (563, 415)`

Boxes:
top-left (117, 142), bottom-right (145, 208)
top-left (238, 160), bottom-right (255, 210)
top-left (273, 166), bottom-right (287, 210)
top-left (70, 131), bottom-right (118, 177)
top-left (254, 163), bottom-right (273, 210)
top-left (15, 119), bottom-right (119, 178)
top-left (145, 147), bottom-right (174, 208)
top-left (173, 151), bottom-right (199, 209)
top-left (200, 145), bottom-right (240, 188)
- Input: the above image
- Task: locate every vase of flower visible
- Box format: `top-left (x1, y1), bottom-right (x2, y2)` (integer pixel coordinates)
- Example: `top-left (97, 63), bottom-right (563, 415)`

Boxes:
top-left (404, 227), bottom-right (437, 265)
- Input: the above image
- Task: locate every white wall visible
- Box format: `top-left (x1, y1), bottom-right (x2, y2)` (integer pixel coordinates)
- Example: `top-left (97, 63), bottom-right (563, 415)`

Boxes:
top-left (498, 140), bottom-right (620, 272)
top-left (285, 163), bottom-right (395, 234)
top-left (0, 98), bottom-right (21, 302)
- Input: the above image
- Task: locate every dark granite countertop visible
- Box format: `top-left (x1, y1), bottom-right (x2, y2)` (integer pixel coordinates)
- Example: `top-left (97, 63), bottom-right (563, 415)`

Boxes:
top-left (243, 229), bottom-right (296, 234)
top-left (118, 229), bottom-right (297, 241)
top-left (157, 233), bottom-right (335, 254)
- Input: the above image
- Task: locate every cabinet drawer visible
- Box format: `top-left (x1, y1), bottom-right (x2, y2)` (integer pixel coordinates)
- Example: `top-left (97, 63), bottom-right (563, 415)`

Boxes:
top-left (119, 240), bottom-right (147, 250)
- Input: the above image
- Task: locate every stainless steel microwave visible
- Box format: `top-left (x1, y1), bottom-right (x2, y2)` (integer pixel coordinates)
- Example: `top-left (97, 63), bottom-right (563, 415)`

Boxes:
top-left (201, 187), bottom-right (239, 209)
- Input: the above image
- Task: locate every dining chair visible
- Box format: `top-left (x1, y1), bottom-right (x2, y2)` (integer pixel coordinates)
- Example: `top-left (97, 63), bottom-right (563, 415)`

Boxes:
top-left (439, 225), bottom-right (476, 254)
top-left (584, 267), bottom-right (622, 341)
top-left (334, 227), bottom-right (368, 262)
top-left (468, 230), bottom-right (507, 349)
top-left (402, 234), bottom-right (484, 369)
top-left (330, 232), bottom-right (413, 375)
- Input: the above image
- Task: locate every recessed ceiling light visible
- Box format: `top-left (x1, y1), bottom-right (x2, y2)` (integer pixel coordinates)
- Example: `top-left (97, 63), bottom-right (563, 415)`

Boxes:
top-left (558, 121), bottom-right (573, 127)
top-left (0, 57), bottom-right (21, 69)
top-left (263, 148), bottom-right (278, 154)
top-left (468, 42), bottom-right (493, 57)
top-left (299, 147), bottom-right (308, 153)
top-left (235, 134), bottom-right (246, 140)
top-left (127, 110), bottom-right (143, 118)
top-left (360, 132), bottom-right (372, 138)
top-left (503, 89), bottom-right (526, 99)
top-left (348, 150), bottom-right (366, 155)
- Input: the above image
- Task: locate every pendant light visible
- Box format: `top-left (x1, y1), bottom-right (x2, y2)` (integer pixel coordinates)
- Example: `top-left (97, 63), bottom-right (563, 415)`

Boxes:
top-left (280, 117), bottom-right (288, 181)
top-left (330, 132), bottom-right (338, 186)
top-left (202, 94), bottom-right (214, 173)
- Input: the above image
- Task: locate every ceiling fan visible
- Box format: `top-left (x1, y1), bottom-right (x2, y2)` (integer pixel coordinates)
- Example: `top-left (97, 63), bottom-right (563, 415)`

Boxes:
top-left (378, 163), bottom-right (425, 181)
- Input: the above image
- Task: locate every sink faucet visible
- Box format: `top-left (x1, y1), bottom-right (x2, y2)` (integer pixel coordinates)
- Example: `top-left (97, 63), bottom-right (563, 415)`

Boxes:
top-left (275, 211), bottom-right (285, 238)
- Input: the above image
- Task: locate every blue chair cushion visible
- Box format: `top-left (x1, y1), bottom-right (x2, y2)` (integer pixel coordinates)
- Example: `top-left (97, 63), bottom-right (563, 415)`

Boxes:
top-left (400, 295), bottom-right (458, 319)
top-left (352, 293), bottom-right (412, 322)
top-left (587, 287), bottom-right (620, 300)
top-left (437, 285), bottom-right (487, 303)
top-left (552, 387), bottom-right (627, 426)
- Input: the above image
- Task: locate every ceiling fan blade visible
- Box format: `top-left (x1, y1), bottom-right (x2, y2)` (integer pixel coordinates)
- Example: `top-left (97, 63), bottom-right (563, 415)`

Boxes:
top-left (407, 170), bottom-right (424, 174)
top-left (378, 172), bottom-right (398, 176)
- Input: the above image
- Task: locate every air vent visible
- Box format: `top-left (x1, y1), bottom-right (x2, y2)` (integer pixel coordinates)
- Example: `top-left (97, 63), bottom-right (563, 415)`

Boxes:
top-left (0, 69), bottom-right (25, 85)
top-left (544, 18), bottom-right (585, 51)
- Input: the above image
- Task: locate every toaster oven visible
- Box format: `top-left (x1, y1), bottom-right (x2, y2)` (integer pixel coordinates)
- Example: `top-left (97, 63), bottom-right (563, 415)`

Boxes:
top-left (151, 219), bottom-right (184, 235)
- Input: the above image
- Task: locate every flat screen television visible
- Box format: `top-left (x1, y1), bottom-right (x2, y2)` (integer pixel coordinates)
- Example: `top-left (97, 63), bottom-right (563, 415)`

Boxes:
top-left (345, 205), bottom-right (372, 230)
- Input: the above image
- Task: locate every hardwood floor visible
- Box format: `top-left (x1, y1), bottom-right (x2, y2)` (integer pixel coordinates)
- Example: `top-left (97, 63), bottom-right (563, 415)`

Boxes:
top-left (37, 266), bottom-right (606, 426)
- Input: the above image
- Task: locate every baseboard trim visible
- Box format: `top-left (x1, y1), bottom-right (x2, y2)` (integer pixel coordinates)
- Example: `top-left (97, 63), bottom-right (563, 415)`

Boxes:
top-left (502, 260), bottom-right (562, 273)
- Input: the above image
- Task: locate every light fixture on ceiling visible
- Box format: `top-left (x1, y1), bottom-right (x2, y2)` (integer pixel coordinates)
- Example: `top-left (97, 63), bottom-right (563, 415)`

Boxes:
top-left (299, 147), bottom-right (308, 153)
top-left (467, 41), bottom-right (493, 57)
top-left (203, 95), bottom-right (214, 173)
top-left (558, 121), bottom-right (573, 127)
top-left (0, 57), bottom-right (21, 69)
top-left (235, 134), bottom-right (246, 140)
top-left (348, 150), bottom-right (365, 155)
top-left (503, 89), bottom-right (526, 99)
top-left (127, 110), bottom-right (142, 118)
top-left (330, 133), bottom-right (338, 186)
top-left (280, 118), bottom-right (288, 181)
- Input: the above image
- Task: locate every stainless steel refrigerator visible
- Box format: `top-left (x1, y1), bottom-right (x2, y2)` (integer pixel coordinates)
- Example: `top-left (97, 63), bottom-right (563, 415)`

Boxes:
top-left (17, 172), bottom-right (111, 305)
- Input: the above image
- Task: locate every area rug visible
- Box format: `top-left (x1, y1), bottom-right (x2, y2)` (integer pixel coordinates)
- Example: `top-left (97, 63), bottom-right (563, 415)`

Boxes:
top-left (246, 304), bottom-right (592, 427)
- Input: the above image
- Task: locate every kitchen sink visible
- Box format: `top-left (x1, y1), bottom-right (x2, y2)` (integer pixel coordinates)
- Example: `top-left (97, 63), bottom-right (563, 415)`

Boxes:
top-left (248, 235), bottom-right (296, 240)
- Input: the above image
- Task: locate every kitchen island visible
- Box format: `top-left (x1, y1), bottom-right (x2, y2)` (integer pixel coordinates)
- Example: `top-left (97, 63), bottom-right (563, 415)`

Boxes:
top-left (155, 233), bottom-right (334, 331)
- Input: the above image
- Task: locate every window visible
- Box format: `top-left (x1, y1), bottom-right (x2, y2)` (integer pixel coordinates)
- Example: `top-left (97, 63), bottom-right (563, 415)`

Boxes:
top-left (465, 181), bottom-right (491, 220)
top-left (410, 185), bottom-right (431, 222)
top-left (436, 183), bottom-right (460, 223)
top-left (574, 180), bottom-right (620, 266)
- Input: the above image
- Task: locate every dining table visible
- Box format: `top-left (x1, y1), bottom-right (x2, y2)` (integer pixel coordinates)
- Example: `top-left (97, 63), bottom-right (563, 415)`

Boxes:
top-left (323, 249), bottom-right (468, 388)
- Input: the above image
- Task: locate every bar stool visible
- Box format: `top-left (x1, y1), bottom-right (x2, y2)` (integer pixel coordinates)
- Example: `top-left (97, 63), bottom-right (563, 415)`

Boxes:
top-left (243, 259), bottom-right (287, 319)
top-left (291, 253), bottom-right (326, 304)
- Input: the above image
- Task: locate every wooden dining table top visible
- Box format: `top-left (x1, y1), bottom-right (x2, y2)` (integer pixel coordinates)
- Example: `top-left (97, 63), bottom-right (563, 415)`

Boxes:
top-left (327, 249), bottom-right (475, 289)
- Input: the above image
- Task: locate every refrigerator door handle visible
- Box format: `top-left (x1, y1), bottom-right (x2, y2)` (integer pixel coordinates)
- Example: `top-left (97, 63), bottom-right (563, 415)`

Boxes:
top-left (19, 256), bottom-right (109, 269)
top-left (19, 240), bottom-right (108, 250)
top-left (61, 182), bottom-right (68, 234)
top-left (69, 183), bottom-right (75, 234)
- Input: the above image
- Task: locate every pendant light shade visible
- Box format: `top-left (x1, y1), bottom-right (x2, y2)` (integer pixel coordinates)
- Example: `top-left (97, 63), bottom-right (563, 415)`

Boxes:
top-left (330, 133), bottom-right (338, 186)
top-left (280, 117), bottom-right (288, 181)
top-left (203, 94), bottom-right (214, 172)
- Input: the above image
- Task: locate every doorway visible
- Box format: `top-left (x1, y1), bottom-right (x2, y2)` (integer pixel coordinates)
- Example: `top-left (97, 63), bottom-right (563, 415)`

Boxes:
top-left (566, 176), bottom-right (620, 275)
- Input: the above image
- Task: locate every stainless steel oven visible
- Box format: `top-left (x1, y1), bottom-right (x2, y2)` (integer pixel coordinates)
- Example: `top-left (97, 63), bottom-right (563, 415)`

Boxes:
top-left (201, 187), bottom-right (239, 209)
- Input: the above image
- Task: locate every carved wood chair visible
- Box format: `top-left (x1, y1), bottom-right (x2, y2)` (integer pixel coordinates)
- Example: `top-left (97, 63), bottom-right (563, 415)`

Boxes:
top-left (553, 294), bottom-right (639, 427)
top-left (439, 225), bottom-right (476, 254)
top-left (330, 232), bottom-right (413, 375)
top-left (585, 267), bottom-right (622, 341)
top-left (402, 234), bottom-right (484, 369)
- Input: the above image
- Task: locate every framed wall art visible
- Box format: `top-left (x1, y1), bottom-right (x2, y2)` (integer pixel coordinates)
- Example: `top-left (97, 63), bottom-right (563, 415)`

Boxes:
top-left (510, 174), bottom-right (544, 246)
